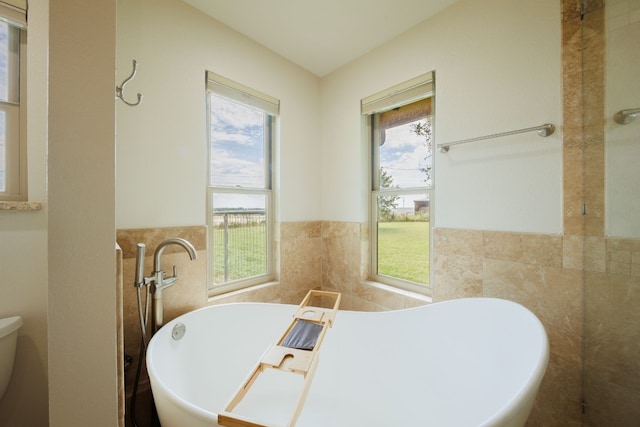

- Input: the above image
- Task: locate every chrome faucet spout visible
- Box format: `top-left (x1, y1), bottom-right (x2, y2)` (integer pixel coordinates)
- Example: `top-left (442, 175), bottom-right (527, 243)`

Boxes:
top-left (153, 237), bottom-right (197, 273)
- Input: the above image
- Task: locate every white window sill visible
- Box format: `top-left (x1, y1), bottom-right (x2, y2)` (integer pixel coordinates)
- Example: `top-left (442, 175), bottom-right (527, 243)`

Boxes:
top-left (207, 281), bottom-right (280, 304)
top-left (0, 201), bottom-right (43, 211)
top-left (361, 280), bottom-right (433, 305)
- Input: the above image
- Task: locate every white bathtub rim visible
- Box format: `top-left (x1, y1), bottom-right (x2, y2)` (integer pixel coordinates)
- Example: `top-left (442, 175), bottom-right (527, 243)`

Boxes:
top-left (459, 298), bottom-right (549, 427)
top-left (146, 303), bottom-right (285, 425)
top-left (324, 297), bottom-right (550, 427)
top-left (473, 306), bottom-right (549, 426)
top-left (147, 297), bottom-right (549, 426)
top-left (148, 371), bottom-right (218, 424)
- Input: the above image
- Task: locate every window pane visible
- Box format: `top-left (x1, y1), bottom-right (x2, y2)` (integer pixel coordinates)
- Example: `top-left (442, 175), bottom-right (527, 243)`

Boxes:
top-left (0, 110), bottom-right (4, 191)
top-left (211, 193), bottom-right (267, 284)
top-left (376, 193), bottom-right (430, 286)
top-left (209, 94), bottom-right (268, 188)
top-left (0, 21), bottom-right (21, 197)
top-left (377, 101), bottom-right (432, 189)
top-left (0, 22), bottom-right (20, 103)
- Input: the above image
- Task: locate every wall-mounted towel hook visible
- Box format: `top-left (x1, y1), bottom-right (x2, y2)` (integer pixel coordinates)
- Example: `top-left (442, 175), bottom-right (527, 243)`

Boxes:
top-left (116, 59), bottom-right (143, 107)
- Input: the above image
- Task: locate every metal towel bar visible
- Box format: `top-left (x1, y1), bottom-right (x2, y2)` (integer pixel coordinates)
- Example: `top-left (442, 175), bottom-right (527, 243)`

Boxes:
top-left (437, 123), bottom-right (555, 153)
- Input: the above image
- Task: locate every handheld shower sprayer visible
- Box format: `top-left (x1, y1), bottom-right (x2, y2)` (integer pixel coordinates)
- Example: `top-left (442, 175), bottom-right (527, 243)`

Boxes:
top-left (133, 243), bottom-right (151, 346)
top-left (134, 243), bottom-right (146, 288)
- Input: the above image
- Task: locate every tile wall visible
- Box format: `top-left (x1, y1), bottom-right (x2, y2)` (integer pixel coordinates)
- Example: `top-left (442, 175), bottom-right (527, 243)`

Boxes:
top-left (566, 0), bottom-right (640, 425)
top-left (583, 237), bottom-right (640, 426)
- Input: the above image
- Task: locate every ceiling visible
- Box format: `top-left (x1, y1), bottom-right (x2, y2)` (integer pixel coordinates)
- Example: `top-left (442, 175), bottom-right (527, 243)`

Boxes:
top-left (182, 0), bottom-right (460, 77)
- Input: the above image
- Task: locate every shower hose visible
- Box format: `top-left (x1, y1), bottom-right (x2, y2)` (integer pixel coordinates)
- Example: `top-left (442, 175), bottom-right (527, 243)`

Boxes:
top-left (130, 283), bottom-right (159, 427)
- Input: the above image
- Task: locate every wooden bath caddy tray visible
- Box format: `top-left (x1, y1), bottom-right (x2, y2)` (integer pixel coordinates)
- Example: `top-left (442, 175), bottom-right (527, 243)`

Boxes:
top-left (218, 290), bottom-right (341, 427)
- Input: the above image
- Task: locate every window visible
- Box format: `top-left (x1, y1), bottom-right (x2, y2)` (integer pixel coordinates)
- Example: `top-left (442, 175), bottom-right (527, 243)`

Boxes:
top-left (0, 1), bottom-right (27, 201)
top-left (363, 72), bottom-right (434, 295)
top-left (206, 72), bottom-right (278, 294)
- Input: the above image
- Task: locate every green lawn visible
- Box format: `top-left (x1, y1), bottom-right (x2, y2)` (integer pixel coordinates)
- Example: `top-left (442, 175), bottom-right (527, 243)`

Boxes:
top-left (377, 221), bottom-right (430, 285)
top-left (212, 224), bottom-right (267, 283)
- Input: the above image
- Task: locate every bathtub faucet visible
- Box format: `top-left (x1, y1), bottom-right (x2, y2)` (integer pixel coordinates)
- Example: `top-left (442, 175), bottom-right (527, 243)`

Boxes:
top-left (151, 238), bottom-right (198, 332)
top-left (153, 238), bottom-right (197, 290)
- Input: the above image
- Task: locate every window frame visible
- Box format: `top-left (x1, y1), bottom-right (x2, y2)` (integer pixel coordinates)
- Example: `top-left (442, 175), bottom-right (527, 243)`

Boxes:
top-left (205, 72), bottom-right (278, 296)
top-left (363, 72), bottom-right (435, 296)
top-left (0, 13), bottom-right (27, 201)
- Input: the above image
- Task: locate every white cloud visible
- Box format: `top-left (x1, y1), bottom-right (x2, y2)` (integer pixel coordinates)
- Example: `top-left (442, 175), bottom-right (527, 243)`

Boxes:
top-left (210, 147), bottom-right (264, 187)
top-left (380, 122), bottom-right (430, 188)
top-left (383, 123), bottom-right (423, 149)
top-left (211, 129), bottom-right (254, 145)
top-left (210, 95), bottom-right (264, 130)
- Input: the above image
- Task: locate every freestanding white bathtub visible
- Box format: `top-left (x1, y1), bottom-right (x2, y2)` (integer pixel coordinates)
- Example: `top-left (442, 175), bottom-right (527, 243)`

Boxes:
top-left (147, 298), bottom-right (548, 427)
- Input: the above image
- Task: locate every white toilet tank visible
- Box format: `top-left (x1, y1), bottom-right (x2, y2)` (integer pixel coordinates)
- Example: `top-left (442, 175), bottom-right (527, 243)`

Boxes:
top-left (0, 316), bottom-right (22, 400)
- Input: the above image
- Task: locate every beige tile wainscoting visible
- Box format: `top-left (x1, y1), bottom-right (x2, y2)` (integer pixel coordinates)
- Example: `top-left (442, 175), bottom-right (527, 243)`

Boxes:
top-left (583, 237), bottom-right (640, 426)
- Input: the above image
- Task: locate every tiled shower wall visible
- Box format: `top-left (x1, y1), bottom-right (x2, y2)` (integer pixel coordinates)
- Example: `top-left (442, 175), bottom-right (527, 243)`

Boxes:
top-left (567, 0), bottom-right (640, 425)
top-left (584, 238), bottom-right (640, 426)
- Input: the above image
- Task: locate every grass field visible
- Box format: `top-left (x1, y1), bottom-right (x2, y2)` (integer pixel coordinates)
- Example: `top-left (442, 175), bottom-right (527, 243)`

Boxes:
top-left (212, 221), bottom-right (429, 286)
top-left (212, 224), bottom-right (267, 283)
top-left (377, 221), bottom-right (430, 285)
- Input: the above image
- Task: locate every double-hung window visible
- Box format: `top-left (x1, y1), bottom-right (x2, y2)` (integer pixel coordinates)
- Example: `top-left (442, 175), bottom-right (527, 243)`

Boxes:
top-left (363, 72), bottom-right (434, 295)
top-left (206, 72), bottom-right (278, 295)
top-left (0, 1), bottom-right (27, 201)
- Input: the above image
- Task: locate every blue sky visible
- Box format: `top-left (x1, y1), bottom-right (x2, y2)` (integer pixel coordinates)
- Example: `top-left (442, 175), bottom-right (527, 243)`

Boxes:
top-left (209, 93), bottom-right (266, 189)
top-left (377, 118), bottom-right (432, 211)
top-left (209, 94), bottom-right (267, 210)
top-left (379, 120), bottom-right (431, 189)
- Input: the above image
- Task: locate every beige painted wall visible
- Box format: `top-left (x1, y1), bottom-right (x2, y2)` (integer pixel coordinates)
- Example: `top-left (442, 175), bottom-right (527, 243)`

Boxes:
top-left (48, 1), bottom-right (119, 426)
top-left (0, 2), bottom-right (49, 426)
